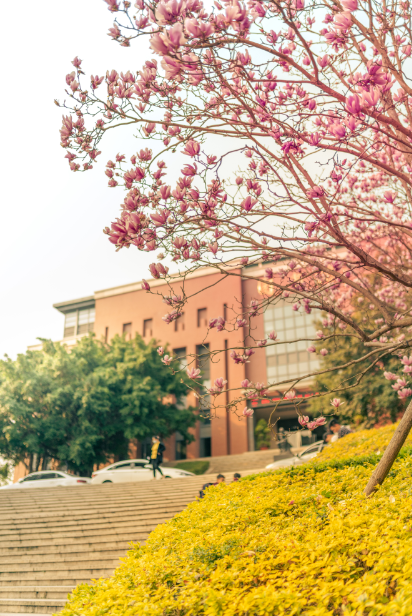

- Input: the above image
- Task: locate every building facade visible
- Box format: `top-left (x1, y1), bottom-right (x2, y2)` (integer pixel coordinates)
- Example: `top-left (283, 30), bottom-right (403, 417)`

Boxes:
top-left (24, 262), bottom-right (321, 473)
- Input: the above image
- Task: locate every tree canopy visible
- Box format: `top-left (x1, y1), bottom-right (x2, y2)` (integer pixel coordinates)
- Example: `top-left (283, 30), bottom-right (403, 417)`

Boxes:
top-left (57, 0), bottom-right (412, 493)
top-left (0, 335), bottom-right (195, 476)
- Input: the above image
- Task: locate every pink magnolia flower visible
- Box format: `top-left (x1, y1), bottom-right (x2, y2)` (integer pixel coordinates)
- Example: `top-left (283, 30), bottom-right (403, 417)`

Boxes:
top-left (314, 417), bottom-right (326, 427)
top-left (341, 0), bottom-right (358, 11)
top-left (214, 377), bottom-right (227, 390)
top-left (317, 55), bottom-right (329, 68)
top-left (157, 346), bottom-right (164, 355)
top-left (334, 11), bottom-right (352, 30)
top-left (241, 379), bottom-right (251, 388)
top-left (258, 339), bottom-right (267, 347)
top-left (284, 390), bottom-right (296, 400)
top-left (268, 331), bottom-right (277, 341)
top-left (401, 356), bottom-right (412, 366)
top-left (298, 415), bottom-right (309, 427)
top-left (320, 348), bottom-right (328, 356)
top-left (398, 388), bottom-right (412, 399)
top-left (403, 366), bottom-right (412, 374)
top-left (186, 367), bottom-right (201, 379)
top-left (384, 371), bottom-right (398, 380)
top-left (162, 355), bottom-right (173, 365)
top-left (330, 398), bottom-right (343, 408)
top-left (237, 318), bottom-right (247, 327)
top-left (307, 345), bottom-right (316, 353)
top-left (141, 280), bottom-right (150, 291)
top-left (182, 140), bottom-right (200, 157)
top-left (243, 407), bottom-right (254, 417)
top-left (316, 330), bottom-right (325, 339)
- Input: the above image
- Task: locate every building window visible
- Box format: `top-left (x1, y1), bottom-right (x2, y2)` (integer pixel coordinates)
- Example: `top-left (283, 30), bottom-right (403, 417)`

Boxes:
top-left (196, 344), bottom-right (210, 412)
top-left (173, 347), bottom-right (187, 370)
top-left (174, 312), bottom-right (185, 332)
top-left (143, 319), bottom-right (153, 337)
top-left (64, 311), bottom-right (77, 338)
top-left (77, 308), bottom-right (95, 335)
top-left (264, 299), bottom-right (319, 382)
top-left (63, 308), bottom-right (95, 338)
top-left (104, 327), bottom-right (109, 344)
top-left (123, 323), bottom-right (132, 337)
top-left (197, 308), bottom-right (208, 327)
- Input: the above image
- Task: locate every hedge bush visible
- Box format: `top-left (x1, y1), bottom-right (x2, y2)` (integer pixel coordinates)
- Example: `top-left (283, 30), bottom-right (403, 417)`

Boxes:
top-left (315, 423), bottom-right (412, 463)
top-left (60, 425), bottom-right (412, 616)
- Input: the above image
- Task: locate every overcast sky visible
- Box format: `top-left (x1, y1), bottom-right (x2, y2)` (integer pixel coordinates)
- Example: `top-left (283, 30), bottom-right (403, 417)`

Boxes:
top-left (0, 1), bottom-right (159, 358)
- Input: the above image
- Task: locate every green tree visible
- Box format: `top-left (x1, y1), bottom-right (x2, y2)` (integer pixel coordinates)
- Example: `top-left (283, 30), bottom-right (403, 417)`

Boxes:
top-left (0, 335), bottom-right (195, 476)
top-left (254, 419), bottom-right (271, 450)
top-left (308, 320), bottom-right (405, 428)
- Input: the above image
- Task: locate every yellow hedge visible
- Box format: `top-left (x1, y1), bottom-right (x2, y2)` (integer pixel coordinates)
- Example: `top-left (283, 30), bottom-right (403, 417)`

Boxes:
top-left (60, 428), bottom-right (412, 616)
top-left (315, 423), bottom-right (412, 463)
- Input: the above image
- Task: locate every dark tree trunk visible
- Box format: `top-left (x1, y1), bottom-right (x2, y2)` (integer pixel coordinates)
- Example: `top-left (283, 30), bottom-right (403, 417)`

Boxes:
top-left (364, 399), bottom-right (412, 496)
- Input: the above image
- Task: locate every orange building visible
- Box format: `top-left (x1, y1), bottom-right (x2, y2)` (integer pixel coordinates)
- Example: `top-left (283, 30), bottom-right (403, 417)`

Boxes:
top-left (45, 262), bottom-right (321, 465)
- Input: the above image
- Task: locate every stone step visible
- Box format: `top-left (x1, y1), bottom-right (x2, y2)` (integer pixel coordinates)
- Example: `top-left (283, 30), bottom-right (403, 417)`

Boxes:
top-left (0, 500), bottom-right (197, 524)
top-left (0, 540), bottom-right (132, 556)
top-left (0, 559), bottom-right (120, 574)
top-left (0, 531), bottom-right (146, 549)
top-left (0, 589), bottom-right (72, 600)
top-left (0, 579), bottom-right (91, 588)
top-left (0, 524), bottom-right (164, 542)
top-left (0, 569), bottom-right (115, 582)
top-left (0, 549), bottom-right (128, 565)
top-left (0, 599), bottom-right (66, 614)
top-left (0, 511), bottom-right (187, 535)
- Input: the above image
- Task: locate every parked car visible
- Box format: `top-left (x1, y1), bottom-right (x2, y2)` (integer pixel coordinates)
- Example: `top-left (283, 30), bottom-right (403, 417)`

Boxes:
top-left (265, 441), bottom-right (326, 471)
top-left (91, 459), bottom-right (194, 484)
top-left (0, 470), bottom-right (91, 489)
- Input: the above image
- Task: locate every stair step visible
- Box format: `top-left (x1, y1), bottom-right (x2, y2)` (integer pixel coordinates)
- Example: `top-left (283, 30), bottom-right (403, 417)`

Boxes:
top-left (0, 589), bottom-right (72, 600)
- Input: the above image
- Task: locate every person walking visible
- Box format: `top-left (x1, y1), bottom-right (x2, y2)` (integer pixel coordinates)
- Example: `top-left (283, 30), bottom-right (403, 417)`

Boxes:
top-left (150, 436), bottom-right (166, 479)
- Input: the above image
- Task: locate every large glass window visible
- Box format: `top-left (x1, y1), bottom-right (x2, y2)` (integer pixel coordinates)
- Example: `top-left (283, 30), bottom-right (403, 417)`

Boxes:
top-left (64, 312), bottom-right (77, 338)
top-left (264, 300), bottom-right (319, 382)
top-left (77, 308), bottom-right (95, 335)
top-left (64, 308), bottom-right (95, 338)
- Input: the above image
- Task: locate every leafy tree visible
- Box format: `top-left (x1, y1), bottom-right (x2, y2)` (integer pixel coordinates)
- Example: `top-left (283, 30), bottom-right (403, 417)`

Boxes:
top-left (309, 323), bottom-right (405, 428)
top-left (254, 419), bottom-right (271, 450)
top-left (0, 335), bottom-right (195, 476)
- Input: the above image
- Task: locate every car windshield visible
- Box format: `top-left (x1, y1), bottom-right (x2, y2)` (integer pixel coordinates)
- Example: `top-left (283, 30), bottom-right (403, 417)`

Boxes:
top-left (299, 443), bottom-right (322, 458)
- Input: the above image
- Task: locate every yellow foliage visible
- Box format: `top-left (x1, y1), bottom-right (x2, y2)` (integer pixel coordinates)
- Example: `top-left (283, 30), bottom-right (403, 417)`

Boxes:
top-left (316, 422), bottom-right (412, 462)
top-left (60, 425), bottom-right (412, 616)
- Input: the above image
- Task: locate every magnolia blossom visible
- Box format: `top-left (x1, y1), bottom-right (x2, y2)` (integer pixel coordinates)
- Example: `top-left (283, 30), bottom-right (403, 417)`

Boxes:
top-left (157, 347), bottom-right (164, 355)
top-left (268, 331), bottom-right (277, 341)
top-left (330, 398), bottom-right (343, 408)
top-left (320, 348), bottom-right (328, 356)
top-left (241, 379), bottom-right (251, 388)
top-left (161, 354), bottom-right (173, 365)
top-left (186, 367), bottom-right (201, 379)
top-left (242, 407), bottom-right (254, 417)
top-left (398, 388), bottom-right (412, 399)
top-left (284, 390), bottom-right (296, 400)
top-left (307, 345), bottom-right (316, 353)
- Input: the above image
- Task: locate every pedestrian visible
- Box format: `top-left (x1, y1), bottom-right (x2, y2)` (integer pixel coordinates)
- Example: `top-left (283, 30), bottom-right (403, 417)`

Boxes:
top-left (328, 419), bottom-right (352, 442)
top-left (150, 436), bottom-right (166, 479)
top-left (233, 473), bottom-right (241, 482)
top-left (199, 474), bottom-right (226, 499)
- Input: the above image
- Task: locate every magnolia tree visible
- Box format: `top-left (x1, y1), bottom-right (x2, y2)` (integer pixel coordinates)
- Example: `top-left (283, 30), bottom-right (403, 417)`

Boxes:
top-left (58, 0), bottom-right (412, 495)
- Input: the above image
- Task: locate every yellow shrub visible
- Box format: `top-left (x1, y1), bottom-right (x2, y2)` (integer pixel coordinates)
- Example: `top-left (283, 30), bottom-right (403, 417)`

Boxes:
top-left (60, 426), bottom-right (412, 616)
top-left (316, 423), bottom-right (412, 463)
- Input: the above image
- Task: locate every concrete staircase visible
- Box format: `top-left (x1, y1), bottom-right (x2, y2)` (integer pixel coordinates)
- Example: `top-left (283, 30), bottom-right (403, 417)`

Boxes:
top-left (0, 469), bottom-right (264, 615)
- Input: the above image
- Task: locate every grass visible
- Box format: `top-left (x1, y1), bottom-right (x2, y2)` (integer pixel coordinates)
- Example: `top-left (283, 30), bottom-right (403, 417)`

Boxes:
top-left (174, 460), bottom-right (210, 475)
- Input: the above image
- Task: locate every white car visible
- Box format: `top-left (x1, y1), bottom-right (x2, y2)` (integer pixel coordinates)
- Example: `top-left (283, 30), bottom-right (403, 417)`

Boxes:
top-left (91, 459), bottom-right (194, 484)
top-left (265, 441), bottom-right (325, 471)
top-left (0, 470), bottom-right (91, 489)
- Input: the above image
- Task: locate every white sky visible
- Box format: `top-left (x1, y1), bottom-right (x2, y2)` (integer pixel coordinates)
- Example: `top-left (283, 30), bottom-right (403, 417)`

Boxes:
top-left (0, 1), bottom-right (157, 358)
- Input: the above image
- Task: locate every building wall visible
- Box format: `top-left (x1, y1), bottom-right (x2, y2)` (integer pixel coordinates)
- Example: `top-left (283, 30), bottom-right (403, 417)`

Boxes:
top-left (93, 269), bottom-right (248, 459)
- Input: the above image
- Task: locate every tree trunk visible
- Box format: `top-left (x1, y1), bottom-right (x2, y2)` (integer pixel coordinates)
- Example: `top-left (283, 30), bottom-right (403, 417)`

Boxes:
top-left (364, 399), bottom-right (412, 497)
